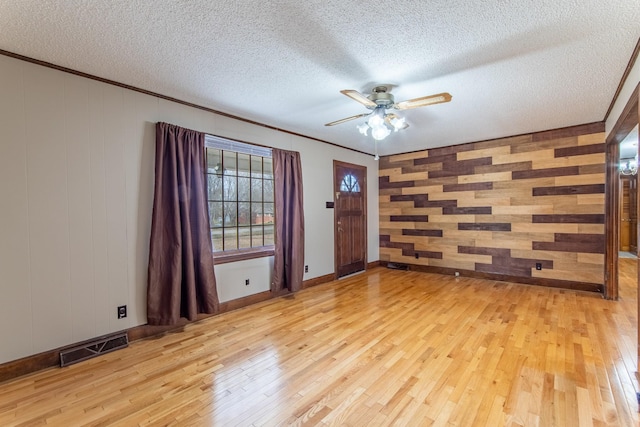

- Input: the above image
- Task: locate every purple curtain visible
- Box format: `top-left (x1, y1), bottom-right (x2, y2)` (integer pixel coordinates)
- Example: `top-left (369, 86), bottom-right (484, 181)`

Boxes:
top-left (147, 122), bottom-right (219, 325)
top-left (272, 148), bottom-right (305, 293)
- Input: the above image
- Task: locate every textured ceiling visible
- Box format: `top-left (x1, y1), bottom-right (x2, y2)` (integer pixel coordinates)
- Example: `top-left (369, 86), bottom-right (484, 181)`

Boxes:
top-left (1, 1), bottom-right (639, 156)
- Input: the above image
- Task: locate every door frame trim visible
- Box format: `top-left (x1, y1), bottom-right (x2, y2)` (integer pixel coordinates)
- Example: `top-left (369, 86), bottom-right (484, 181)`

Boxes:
top-left (333, 160), bottom-right (368, 279)
top-left (605, 83), bottom-right (639, 300)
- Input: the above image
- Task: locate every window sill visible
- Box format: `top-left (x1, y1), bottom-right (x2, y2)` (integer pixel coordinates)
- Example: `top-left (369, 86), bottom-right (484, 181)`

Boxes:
top-left (212, 246), bottom-right (275, 265)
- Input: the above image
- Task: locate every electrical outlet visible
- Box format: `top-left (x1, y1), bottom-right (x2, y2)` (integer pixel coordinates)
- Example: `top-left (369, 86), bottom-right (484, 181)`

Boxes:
top-left (304, 265), bottom-right (309, 273)
top-left (117, 305), bottom-right (127, 319)
top-left (535, 263), bottom-right (542, 271)
top-left (245, 279), bottom-right (250, 286)
top-left (454, 272), bottom-right (460, 277)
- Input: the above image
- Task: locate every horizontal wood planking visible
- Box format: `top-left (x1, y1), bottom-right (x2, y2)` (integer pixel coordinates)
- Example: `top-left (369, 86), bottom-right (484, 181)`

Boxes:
top-left (392, 262), bottom-right (605, 292)
top-left (533, 233), bottom-right (606, 254)
top-left (443, 182), bottom-right (493, 192)
top-left (379, 176), bottom-right (415, 190)
top-left (443, 206), bottom-right (492, 215)
top-left (532, 213), bottom-right (604, 223)
top-left (380, 123), bottom-right (606, 287)
top-left (531, 122), bottom-right (605, 141)
top-left (512, 166), bottom-right (580, 180)
top-left (458, 223), bottom-right (511, 231)
top-left (532, 241), bottom-right (605, 254)
top-left (402, 229), bottom-right (444, 237)
top-left (532, 184), bottom-right (604, 196)
top-left (555, 143), bottom-right (606, 157)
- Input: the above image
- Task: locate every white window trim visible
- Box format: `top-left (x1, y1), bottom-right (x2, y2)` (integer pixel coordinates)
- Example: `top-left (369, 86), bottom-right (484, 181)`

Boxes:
top-left (205, 134), bottom-right (272, 158)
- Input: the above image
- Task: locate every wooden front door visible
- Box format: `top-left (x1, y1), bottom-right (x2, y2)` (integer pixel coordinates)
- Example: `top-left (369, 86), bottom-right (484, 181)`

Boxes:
top-left (334, 160), bottom-right (367, 278)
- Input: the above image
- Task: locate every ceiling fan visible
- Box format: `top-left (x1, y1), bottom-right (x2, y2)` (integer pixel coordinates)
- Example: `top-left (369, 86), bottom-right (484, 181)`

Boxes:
top-left (325, 85), bottom-right (452, 141)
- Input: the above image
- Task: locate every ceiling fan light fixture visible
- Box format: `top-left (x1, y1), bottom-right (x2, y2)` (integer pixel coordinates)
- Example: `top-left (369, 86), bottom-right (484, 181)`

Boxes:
top-left (367, 107), bottom-right (385, 128)
top-left (390, 116), bottom-right (407, 131)
top-left (357, 108), bottom-right (406, 141)
top-left (620, 155), bottom-right (638, 175)
top-left (357, 122), bottom-right (369, 136)
top-left (371, 125), bottom-right (391, 141)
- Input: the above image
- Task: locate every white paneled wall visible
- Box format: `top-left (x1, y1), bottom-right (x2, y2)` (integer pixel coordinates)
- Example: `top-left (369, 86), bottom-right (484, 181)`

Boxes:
top-left (0, 55), bottom-right (32, 362)
top-left (24, 63), bottom-right (72, 355)
top-left (0, 55), bottom-right (379, 365)
top-left (215, 257), bottom-right (274, 303)
top-left (65, 74), bottom-right (95, 342)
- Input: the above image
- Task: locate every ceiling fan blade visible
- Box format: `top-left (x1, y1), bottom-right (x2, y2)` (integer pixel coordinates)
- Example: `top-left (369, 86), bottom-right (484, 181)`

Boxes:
top-left (340, 90), bottom-right (377, 108)
top-left (395, 92), bottom-right (452, 110)
top-left (324, 113), bottom-right (369, 127)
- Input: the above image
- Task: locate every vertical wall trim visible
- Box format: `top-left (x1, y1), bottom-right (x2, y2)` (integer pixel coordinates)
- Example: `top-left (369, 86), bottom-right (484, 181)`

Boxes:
top-left (604, 83), bottom-right (639, 300)
top-left (604, 37), bottom-right (640, 122)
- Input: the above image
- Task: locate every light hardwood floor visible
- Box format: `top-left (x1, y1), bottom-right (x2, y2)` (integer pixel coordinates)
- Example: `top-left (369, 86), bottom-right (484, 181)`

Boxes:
top-left (1, 261), bottom-right (638, 426)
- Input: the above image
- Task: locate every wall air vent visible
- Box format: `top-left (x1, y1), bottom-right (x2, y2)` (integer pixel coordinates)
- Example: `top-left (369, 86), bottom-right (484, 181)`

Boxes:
top-left (60, 332), bottom-right (128, 367)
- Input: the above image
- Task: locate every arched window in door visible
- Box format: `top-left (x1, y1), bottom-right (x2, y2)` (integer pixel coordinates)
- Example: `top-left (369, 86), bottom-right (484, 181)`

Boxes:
top-left (340, 173), bottom-right (361, 193)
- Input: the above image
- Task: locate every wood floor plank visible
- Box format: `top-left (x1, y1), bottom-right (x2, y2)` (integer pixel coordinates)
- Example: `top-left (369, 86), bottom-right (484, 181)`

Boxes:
top-left (0, 261), bottom-right (638, 426)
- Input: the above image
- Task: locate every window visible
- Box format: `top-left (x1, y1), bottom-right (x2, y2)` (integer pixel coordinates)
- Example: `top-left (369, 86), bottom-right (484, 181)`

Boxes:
top-left (340, 173), bottom-right (361, 193)
top-left (205, 136), bottom-right (274, 254)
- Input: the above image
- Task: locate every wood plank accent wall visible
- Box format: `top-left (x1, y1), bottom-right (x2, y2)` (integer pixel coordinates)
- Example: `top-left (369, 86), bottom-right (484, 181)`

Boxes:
top-left (379, 123), bottom-right (606, 290)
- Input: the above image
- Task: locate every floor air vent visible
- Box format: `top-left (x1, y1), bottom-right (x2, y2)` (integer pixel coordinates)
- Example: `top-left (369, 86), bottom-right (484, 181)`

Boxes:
top-left (60, 332), bottom-right (128, 367)
top-left (386, 262), bottom-right (408, 270)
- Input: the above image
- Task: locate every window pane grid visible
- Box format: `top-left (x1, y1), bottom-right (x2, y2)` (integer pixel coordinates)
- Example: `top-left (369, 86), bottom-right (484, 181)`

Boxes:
top-left (206, 147), bottom-right (274, 252)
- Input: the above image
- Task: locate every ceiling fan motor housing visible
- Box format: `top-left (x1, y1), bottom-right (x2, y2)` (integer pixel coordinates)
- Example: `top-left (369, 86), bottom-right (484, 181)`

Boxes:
top-left (325, 86), bottom-right (451, 127)
top-left (368, 86), bottom-right (395, 109)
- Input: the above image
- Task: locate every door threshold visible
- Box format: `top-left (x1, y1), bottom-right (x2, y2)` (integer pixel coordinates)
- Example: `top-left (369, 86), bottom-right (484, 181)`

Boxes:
top-left (338, 270), bottom-right (366, 280)
top-left (619, 251), bottom-right (637, 259)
